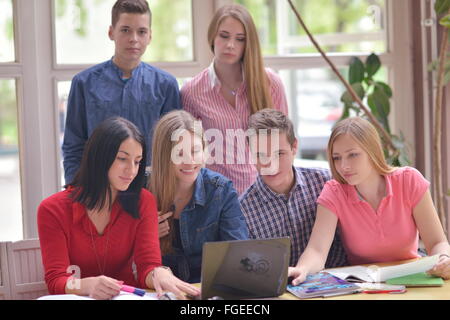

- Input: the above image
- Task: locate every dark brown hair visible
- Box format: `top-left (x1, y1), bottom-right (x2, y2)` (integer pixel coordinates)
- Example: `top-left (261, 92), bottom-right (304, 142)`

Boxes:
top-left (69, 117), bottom-right (147, 219)
top-left (248, 108), bottom-right (296, 147)
top-left (111, 0), bottom-right (152, 27)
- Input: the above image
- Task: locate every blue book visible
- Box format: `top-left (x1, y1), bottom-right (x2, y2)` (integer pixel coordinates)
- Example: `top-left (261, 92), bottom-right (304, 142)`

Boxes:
top-left (287, 272), bottom-right (361, 299)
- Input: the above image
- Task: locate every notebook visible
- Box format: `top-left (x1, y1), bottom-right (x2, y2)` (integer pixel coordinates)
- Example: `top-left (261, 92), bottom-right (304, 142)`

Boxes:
top-left (324, 255), bottom-right (440, 283)
top-left (200, 237), bottom-right (290, 300)
top-left (386, 272), bottom-right (444, 287)
top-left (286, 272), bottom-right (361, 299)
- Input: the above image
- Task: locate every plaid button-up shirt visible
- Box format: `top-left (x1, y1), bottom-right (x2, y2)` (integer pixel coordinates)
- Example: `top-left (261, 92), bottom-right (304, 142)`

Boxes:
top-left (239, 166), bottom-right (347, 268)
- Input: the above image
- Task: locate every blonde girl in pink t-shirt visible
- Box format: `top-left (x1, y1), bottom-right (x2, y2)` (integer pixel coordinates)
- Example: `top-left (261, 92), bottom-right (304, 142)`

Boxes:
top-left (289, 117), bottom-right (450, 285)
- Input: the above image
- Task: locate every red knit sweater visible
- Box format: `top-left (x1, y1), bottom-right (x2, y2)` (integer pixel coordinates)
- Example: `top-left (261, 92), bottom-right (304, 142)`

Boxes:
top-left (37, 188), bottom-right (161, 294)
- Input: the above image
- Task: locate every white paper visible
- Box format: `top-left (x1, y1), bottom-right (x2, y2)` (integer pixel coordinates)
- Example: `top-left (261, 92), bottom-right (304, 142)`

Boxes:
top-left (37, 292), bottom-right (158, 300)
top-left (325, 266), bottom-right (374, 283)
top-left (37, 294), bottom-right (94, 300)
top-left (113, 292), bottom-right (158, 300)
top-left (376, 255), bottom-right (439, 282)
top-left (324, 255), bottom-right (440, 283)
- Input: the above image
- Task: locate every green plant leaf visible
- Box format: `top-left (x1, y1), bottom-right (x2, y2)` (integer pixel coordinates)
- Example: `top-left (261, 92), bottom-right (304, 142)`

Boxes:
top-left (374, 86), bottom-right (391, 115)
top-left (340, 83), bottom-right (365, 104)
top-left (435, 0), bottom-right (450, 14)
top-left (366, 53), bottom-right (381, 78)
top-left (340, 91), bottom-right (352, 104)
top-left (374, 81), bottom-right (393, 98)
top-left (349, 57), bottom-right (365, 84)
top-left (367, 95), bottom-right (379, 117)
top-left (368, 90), bottom-right (390, 133)
top-left (439, 14), bottom-right (450, 28)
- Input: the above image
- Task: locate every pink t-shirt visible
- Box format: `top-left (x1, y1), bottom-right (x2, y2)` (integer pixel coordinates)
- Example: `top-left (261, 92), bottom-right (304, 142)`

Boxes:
top-left (317, 166), bottom-right (430, 265)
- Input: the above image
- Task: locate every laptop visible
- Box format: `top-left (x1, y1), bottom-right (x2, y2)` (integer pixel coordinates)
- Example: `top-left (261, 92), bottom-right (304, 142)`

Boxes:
top-left (200, 237), bottom-right (291, 300)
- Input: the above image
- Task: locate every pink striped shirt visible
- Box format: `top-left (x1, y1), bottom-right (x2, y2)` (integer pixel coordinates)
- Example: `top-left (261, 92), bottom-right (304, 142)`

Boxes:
top-left (181, 62), bottom-right (288, 194)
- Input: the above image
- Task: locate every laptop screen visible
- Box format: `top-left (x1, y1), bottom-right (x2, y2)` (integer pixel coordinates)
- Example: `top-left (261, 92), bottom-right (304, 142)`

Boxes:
top-left (201, 237), bottom-right (291, 300)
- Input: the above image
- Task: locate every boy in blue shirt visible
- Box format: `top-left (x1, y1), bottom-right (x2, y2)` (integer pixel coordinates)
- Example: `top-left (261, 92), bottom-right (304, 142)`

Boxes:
top-left (62, 0), bottom-right (180, 184)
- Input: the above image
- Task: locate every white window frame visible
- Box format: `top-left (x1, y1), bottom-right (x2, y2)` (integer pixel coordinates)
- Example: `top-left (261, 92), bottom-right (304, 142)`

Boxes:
top-left (0, 0), bottom-right (421, 239)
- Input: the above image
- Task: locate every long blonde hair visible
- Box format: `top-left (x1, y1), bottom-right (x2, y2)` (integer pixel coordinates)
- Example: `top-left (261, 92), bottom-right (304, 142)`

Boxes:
top-left (149, 110), bottom-right (204, 254)
top-left (207, 4), bottom-right (272, 114)
top-left (328, 117), bottom-right (395, 184)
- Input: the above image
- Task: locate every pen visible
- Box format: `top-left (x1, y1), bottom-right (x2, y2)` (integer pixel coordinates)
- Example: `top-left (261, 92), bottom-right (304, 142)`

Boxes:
top-left (363, 289), bottom-right (406, 294)
top-left (121, 284), bottom-right (146, 297)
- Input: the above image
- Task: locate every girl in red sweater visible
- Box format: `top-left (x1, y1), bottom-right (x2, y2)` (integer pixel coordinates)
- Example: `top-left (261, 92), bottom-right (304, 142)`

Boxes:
top-left (38, 117), bottom-right (200, 299)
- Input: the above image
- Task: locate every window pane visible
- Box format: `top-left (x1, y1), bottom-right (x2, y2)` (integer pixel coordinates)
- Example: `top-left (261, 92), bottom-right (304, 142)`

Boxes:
top-left (236, 0), bottom-right (386, 55)
top-left (0, 79), bottom-right (22, 241)
top-left (143, 0), bottom-right (193, 62)
top-left (280, 66), bottom-right (387, 162)
top-left (54, 0), bottom-right (193, 64)
top-left (0, 0), bottom-right (15, 62)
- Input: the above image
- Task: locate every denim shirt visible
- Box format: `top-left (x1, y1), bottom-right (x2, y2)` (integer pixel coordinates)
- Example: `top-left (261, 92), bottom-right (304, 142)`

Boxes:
top-left (163, 168), bottom-right (249, 283)
top-left (62, 58), bottom-right (181, 184)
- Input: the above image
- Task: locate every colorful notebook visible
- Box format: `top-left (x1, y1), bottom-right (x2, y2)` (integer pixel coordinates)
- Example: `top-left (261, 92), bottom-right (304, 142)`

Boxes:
top-left (386, 272), bottom-right (444, 287)
top-left (286, 272), bottom-right (361, 299)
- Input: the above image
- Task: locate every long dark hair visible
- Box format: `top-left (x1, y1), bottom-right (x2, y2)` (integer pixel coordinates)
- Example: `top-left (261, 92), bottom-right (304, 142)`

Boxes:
top-left (69, 117), bottom-right (147, 218)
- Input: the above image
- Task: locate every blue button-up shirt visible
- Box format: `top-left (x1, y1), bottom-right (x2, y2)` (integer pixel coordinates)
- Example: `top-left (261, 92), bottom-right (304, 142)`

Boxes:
top-left (239, 166), bottom-right (347, 268)
top-left (62, 59), bottom-right (181, 184)
top-left (163, 168), bottom-right (249, 283)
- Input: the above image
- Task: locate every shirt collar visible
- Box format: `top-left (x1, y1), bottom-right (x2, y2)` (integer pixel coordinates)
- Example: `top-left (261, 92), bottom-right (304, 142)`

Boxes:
top-left (256, 166), bottom-right (301, 202)
top-left (207, 61), bottom-right (220, 89)
top-left (347, 174), bottom-right (393, 203)
top-left (108, 57), bottom-right (142, 79)
top-left (207, 59), bottom-right (245, 90)
top-left (186, 168), bottom-right (207, 209)
top-left (293, 166), bottom-right (307, 189)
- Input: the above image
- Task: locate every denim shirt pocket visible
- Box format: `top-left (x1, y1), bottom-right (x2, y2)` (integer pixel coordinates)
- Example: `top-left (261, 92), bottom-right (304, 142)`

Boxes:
top-left (195, 221), bottom-right (219, 243)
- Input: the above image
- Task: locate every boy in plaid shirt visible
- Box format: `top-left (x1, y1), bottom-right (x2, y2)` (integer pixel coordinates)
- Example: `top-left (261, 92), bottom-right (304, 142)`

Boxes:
top-left (239, 109), bottom-right (347, 268)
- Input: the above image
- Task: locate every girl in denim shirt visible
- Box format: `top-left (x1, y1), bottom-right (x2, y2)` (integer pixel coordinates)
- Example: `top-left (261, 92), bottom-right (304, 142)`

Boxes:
top-left (148, 110), bottom-right (249, 283)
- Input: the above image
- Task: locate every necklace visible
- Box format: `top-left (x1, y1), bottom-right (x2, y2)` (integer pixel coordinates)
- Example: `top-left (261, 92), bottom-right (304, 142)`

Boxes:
top-left (221, 81), bottom-right (240, 96)
top-left (88, 214), bottom-right (110, 275)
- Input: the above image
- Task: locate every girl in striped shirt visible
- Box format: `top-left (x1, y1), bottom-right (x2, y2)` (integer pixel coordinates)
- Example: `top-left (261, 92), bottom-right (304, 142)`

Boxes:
top-left (181, 4), bottom-right (288, 194)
